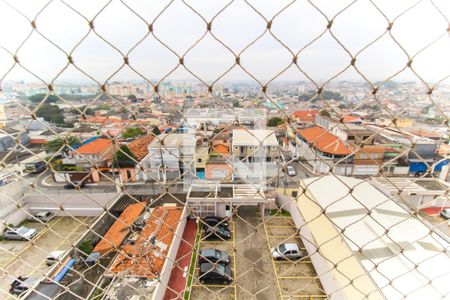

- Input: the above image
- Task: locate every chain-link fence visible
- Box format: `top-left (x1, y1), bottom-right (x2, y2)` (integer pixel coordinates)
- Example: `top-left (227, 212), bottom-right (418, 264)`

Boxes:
top-left (0, 0), bottom-right (449, 299)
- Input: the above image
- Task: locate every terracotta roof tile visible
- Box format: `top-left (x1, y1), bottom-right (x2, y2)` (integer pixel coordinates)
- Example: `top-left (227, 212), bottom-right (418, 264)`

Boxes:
top-left (109, 207), bottom-right (183, 278)
top-left (292, 110), bottom-right (319, 122)
top-left (128, 135), bottom-right (154, 161)
top-left (93, 202), bottom-right (146, 254)
top-left (298, 126), bottom-right (351, 156)
top-left (73, 138), bottom-right (113, 155)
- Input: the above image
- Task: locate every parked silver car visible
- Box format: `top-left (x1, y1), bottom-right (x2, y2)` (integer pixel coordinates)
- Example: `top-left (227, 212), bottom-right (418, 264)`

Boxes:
top-left (271, 243), bottom-right (303, 260)
top-left (28, 211), bottom-right (55, 223)
top-left (3, 227), bottom-right (37, 241)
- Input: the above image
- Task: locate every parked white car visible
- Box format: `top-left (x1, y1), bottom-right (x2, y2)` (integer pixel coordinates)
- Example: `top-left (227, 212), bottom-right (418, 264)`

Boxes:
top-left (46, 250), bottom-right (65, 266)
top-left (272, 243), bottom-right (303, 260)
top-left (3, 227), bottom-right (37, 241)
top-left (286, 165), bottom-right (296, 176)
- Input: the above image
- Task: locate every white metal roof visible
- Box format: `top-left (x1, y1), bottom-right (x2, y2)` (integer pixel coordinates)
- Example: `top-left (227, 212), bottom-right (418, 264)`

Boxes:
top-left (302, 175), bottom-right (450, 300)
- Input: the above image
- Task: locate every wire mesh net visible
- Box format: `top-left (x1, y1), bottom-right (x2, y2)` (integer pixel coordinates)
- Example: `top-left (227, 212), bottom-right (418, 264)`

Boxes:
top-left (0, 0), bottom-right (449, 299)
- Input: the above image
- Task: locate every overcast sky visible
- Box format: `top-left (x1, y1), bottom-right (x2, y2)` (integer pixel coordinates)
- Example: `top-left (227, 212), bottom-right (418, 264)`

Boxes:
top-left (0, 0), bottom-right (449, 86)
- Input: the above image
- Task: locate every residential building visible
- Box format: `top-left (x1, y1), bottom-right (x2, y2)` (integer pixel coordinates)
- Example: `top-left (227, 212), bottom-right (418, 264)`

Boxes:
top-left (295, 126), bottom-right (353, 175)
top-left (57, 138), bottom-right (115, 183)
top-left (140, 133), bottom-right (196, 182)
top-left (292, 110), bottom-right (319, 126)
top-left (231, 129), bottom-right (280, 182)
top-left (71, 138), bottom-right (114, 169)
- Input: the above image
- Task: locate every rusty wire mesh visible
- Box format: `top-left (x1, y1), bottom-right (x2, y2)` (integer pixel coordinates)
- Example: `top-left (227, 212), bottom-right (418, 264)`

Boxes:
top-left (0, 0), bottom-right (449, 299)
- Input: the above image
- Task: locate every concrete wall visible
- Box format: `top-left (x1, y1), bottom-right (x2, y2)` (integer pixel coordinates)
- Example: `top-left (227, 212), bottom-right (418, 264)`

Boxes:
top-left (24, 192), bottom-right (117, 217)
top-left (152, 206), bottom-right (188, 300)
top-left (0, 179), bottom-right (30, 219)
top-left (1, 205), bottom-right (30, 232)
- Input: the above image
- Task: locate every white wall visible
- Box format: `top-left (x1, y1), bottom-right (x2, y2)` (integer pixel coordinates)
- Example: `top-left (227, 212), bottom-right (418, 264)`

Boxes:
top-left (152, 206), bottom-right (188, 300)
top-left (24, 192), bottom-right (117, 217)
top-left (0, 179), bottom-right (30, 219)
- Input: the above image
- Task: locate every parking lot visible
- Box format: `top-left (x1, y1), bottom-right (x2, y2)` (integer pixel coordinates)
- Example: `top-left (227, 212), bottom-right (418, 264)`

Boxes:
top-left (0, 216), bottom-right (92, 296)
top-left (190, 206), bottom-right (280, 300)
top-left (419, 210), bottom-right (450, 238)
top-left (263, 213), bottom-right (326, 299)
top-left (190, 220), bottom-right (236, 300)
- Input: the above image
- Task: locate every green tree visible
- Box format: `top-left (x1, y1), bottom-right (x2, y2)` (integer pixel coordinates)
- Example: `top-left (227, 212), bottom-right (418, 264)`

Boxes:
top-left (78, 239), bottom-right (93, 255)
top-left (45, 136), bottom-right (81, 153)
top-left (70, 106), bottom-right (95, 116)
top-left (152, 126), bottom-right (161, 136)
top-left (122, 127), bottom-right (145, 138)
top-left (320, 109), bottom-right (331, 117)
top-left (97, 103), bottom-right (111, 110)
top-left (267, 117), bottom-right (284, 127)
top-left (28, 94), bottom-right (59, 103)
top-left (36, 104), bottom-right (64, 124)
top-left (113, 145), bottom-right (137, 168)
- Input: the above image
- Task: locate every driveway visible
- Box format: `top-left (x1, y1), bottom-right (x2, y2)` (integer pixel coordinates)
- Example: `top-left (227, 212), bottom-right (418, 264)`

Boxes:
top-left (235, 206), bottom-right (279, 300)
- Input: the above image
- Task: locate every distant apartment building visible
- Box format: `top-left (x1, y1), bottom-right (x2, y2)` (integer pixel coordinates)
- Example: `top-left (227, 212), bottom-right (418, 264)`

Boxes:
top-left (231, 129), bottom-right (280, 182)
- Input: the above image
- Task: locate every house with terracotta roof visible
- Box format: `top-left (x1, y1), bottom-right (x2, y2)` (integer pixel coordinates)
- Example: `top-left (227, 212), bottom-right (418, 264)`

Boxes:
top-left (295, 126), bottom-right (353, 175)
top-left (72, 138), bottom-right (115, 168)
top-left (127, 134), bottom-right (154, 161)
top-left (57, 138), bottom-right (116, 183)
top-left (103, 206), bottom-right (187, 300)
top-left (292, 110), bottom-right (319, 126)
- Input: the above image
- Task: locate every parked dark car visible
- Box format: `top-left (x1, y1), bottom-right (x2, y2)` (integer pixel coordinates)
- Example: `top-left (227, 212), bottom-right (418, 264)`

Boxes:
top-left (202, 216), bottom-right (229, 228)
top-left (9, 277), bottom-right (38, 295)
top-left (204, 226), bottom-right (231, 240)
top-left (198, 249), bottom-right (230, 265)
top-left (63, 181), bottom-right (86, 189)
top-left (199, 263), bottom-right (233, 285)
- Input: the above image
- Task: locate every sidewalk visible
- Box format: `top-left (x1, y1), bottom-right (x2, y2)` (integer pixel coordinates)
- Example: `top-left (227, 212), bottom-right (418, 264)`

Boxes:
top-left (163, 219), bottom-right (197, 300)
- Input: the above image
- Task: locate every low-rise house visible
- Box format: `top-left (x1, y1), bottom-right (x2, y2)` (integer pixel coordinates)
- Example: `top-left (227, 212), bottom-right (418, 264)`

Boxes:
top-left (295, 126), bottom-right (353, 175)
top-left (56, 138), bottom-right (115, 183)
top-left (292, 110), bottom-right (319, 126)
top-left (139, 133), bottom-right (196, 182)
top-left (332, 123), bottom-right (375, 145)
top-left (71, 138), bottom-right (114, 169)
top-left (231, 129), bottom-right (280, 181)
